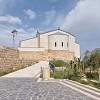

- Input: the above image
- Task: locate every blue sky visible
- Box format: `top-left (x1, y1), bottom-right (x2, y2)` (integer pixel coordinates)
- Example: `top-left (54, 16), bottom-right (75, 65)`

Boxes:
top-left (0, 0), bottom-right (100, 55)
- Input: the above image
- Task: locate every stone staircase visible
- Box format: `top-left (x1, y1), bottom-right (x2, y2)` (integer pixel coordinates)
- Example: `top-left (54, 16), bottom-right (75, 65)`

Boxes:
top-left (59, 79), bottom-right (100, 100)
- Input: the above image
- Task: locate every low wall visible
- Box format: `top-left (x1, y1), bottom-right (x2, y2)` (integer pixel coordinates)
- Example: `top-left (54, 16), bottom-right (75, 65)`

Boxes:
top-left (48, 50), bottom-right (74, 61)
top-left (19, 50), bottom-right (74, 61)
top-left (0, 46), bottom-right (35, 71)
top-left (19, 51), bottom-right (47, 61)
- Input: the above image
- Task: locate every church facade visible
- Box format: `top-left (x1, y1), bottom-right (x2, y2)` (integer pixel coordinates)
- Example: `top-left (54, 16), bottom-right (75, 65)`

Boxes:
top-left (18, 29), bottom-right (80, 61)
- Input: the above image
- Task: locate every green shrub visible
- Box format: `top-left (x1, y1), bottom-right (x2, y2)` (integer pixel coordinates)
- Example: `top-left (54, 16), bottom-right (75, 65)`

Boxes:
top-left (90, 80), bottom-right (100, 89)
top-left (50, 60), bottom-right (65, 67)
top-left (85, 72), bottom-right (99, 80)
top-left (68, 74), bottom-right (81, 81)
top-left (53, 70), bottom-right (63, 79)
top-left (79, 80), bottom-right (89, 85)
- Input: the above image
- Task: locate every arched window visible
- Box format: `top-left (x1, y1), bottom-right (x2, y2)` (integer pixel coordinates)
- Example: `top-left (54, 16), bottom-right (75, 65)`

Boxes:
top-left (62, 42), bottom-right (63, 47)
top-left (55, 42), bottom-right (57, 47)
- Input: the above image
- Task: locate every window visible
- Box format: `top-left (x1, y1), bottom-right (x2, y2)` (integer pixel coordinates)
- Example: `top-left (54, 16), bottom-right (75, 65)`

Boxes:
top-left (62, 42), bottom-right (63, 47)
top-left (55, 42), bottom-right (57, 47)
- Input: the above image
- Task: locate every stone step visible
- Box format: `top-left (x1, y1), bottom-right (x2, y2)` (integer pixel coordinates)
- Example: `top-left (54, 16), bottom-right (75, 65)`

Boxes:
top-left (62, 80), bottom-right (100, 98)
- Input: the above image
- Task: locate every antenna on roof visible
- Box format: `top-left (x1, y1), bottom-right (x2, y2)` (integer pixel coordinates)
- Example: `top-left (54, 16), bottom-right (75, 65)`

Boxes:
top-left (37, 30), bottom-right (40, 34)
top-left (57, 27), bottom-right (60, 30)
top-left (36, 30), bottom-right (40, 37)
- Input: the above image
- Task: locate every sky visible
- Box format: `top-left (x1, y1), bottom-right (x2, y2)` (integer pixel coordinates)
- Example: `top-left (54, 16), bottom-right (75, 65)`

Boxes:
top-left (0, 0), bottom-right (100, 55)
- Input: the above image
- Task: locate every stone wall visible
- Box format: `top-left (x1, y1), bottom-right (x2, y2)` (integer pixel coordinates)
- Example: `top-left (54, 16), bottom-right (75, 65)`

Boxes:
top-left (0, 46), bottom-right (18, 70)
top-left (19, 50), bottom-right (74, 61)
top-left (47, 50), bottom-right (74, 61)
top-left (0, 46), bottom-right (19, 59)
top-left (19, 51), bottom-right (47, 61)
top-left (0, 46), bottom-right (35, 71)
top-left (0, 44), bottom-right (74, 72)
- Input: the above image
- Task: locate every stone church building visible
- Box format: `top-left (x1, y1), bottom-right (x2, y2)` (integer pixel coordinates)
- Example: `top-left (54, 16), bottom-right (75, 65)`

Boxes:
top-left (18, 29), bottom-right (80, 61)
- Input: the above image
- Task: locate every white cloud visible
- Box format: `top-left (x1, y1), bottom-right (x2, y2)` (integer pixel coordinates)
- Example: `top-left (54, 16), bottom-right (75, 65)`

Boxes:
top-left (43, 0), bottom-right (100, 35)
top-left (59, 0), bottom-right (100, 52)
top-left (41, 9), bottom-right (65, 30)
top-left (0, 15), bottom-right (22, 25)
top-left (40, 0), bottom-right (100, 52)
top-left (0, 23), bottom-right (36, 47)
top-left (62, 0), bottom-right (100, 33)
top-left (0, 1), bottom-right (36, 47)
top-left (24, 9), bottom-right (36, 19)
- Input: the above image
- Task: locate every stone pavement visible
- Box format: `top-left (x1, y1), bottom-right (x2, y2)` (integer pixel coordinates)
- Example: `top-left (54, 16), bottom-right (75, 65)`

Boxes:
top-left (0, 61), bottom-right (99, 100)
top-left (0, 78), bottom-right (96, 100)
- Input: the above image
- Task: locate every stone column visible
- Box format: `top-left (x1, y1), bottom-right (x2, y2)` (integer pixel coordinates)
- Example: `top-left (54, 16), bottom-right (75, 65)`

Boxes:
top-left (41, 61), bottom-right (50, 80)
top-left (42, 67), bottom-right (50, 80)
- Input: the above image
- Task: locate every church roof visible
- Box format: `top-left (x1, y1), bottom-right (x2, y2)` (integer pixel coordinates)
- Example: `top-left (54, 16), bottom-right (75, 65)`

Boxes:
top-left (21, 28), bottom-right (75, 42)
top-left (38, 28), bottom-right (75, 37)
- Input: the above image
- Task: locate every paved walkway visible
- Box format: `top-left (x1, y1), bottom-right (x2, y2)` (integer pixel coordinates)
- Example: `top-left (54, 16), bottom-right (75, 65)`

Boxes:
top-left (2, 61), bottom-right (49, 78)
top-left (0, 61), bottom-right (100, 100)
top-left (0, 78), bottom-right (97, 100)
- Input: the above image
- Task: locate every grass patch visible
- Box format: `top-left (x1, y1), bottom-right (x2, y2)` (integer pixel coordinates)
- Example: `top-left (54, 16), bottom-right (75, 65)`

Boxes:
top-left (54, 71), bottom-right (63, 79)
top-left (51, 70), bottom-right (64, 79)
top-left (0, 68), bottom-right (13, 76)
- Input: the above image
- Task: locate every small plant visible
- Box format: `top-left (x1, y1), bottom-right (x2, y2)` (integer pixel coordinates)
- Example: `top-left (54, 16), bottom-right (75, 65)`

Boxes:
top-left (53, 70), bottom-right (63, 79)
top-left (50, 60), bottom-right (65, 67)
top-left (85, 72), bottom-right (99, 80)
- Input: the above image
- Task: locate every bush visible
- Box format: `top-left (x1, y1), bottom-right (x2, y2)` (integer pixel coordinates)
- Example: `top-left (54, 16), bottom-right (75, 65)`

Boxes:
top-left (85, 72), bottom-right (99, 80)
top-left (50, 60), bottom-right (65, 67)
top-left (68, 74), bottom-right (81, 81)
top-left (53, 70), bottom-right (63, 79)
top-left (79, 80), bottom-right (89, 85)
top-left (92, 82), bottom-right (100, 89)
